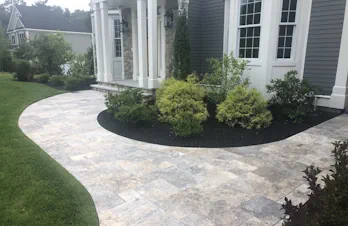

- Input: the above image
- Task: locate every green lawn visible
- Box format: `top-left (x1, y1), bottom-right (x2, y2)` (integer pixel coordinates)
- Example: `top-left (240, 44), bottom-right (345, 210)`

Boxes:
top-left (0, 73), bottom-right (99, 226)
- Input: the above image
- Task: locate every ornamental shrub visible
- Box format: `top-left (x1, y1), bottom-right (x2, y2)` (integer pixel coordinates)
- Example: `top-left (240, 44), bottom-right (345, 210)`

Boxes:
top-left (34, 73), bottom-right (50, 83)
top-left (64, 76), bottom-right (84, 91)
top-left (156, 76), bottom-right (209, 137)
top-left (202, 53), bottom-right (250, 105)
top-left (266, 70), bottom-right (315, 122)
top-left (282, 140), bottom-right (348, 226)
top-left (105, 89), bottom-right (156, 124)
top-left (13, 60), bottom-right (32, 81)
top-left (50, 75), bottom-right (65, 86)
top-left (216, 86), bottom-right (272, 129)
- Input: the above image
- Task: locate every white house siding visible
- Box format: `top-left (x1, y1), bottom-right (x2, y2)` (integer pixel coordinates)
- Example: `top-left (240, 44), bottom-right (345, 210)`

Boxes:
top-left (28, 30), bottom-right (92, 54)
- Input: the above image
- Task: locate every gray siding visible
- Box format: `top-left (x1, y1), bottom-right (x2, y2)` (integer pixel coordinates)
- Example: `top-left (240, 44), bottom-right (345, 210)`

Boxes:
top-left (304, 0), bottom-right (346, 95)
top-left (188, 0), bottom-right (225, 75)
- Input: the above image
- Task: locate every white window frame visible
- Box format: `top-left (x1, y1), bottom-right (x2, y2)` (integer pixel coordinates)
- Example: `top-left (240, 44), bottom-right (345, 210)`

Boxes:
top-left (18, 32), bottom-right (25, 46)
top-left (276, 0), bottom-right (299, 60)
top-left (237, 0), bottom-right (263, 59)
top-left (113, 18), bottom-right (122, 58)
top-left (11, 34), bottom-right (16, 46)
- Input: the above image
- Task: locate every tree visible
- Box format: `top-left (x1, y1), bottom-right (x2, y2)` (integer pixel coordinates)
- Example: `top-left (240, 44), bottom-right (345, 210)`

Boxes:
top-left (173, 10), bottom-right (191, 80)
top-left (31, 33), bottom-right (73, 75)
top-left (0, 25), bottom-right (14, 72)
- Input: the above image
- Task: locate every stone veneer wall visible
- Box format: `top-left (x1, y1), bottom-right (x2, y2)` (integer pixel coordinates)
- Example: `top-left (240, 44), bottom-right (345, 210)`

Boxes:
top-left (122, 8), bottom-right (133, 79)
top-left (164, 9), bottom-right (177, 78)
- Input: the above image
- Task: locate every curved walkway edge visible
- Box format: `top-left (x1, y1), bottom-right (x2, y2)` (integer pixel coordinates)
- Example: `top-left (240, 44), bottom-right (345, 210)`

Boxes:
top-left (19, 90), bottom-right (348, 226)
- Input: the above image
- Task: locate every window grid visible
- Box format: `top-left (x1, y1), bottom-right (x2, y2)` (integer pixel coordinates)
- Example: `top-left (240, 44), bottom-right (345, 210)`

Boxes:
top-left (114, 20), bottom-right (122, 58)
top-left (18, 33), bottom-right (25, 45)
top-left (238, 0), bottom-right (262, 59)
top-left (277, 0), bottom-right (297, 59)
top-left (11, 35), bottom-right (16, 45)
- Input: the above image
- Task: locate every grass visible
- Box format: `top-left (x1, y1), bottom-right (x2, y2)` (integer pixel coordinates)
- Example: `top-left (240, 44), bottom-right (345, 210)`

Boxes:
top-left (0, 73), bottom-right (99, 226)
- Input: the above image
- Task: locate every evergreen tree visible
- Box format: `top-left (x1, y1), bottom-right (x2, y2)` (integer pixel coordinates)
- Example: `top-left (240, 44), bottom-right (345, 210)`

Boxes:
top-left (173, 11), bottom-right (191, 80)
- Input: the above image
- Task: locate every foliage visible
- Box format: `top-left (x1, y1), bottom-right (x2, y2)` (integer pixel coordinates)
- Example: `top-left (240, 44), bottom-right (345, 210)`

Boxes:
top-left (173, 11), bottom-right (191, 80)
top-left (64, 76), bottom-right (84, 91)
top-left (0, 25), bottom-right (14, 72)
top-left (156, 77), bottom-right (209, 137)
top-left (217, 86), bottom-right (272, 129)
top-left (34, 73), bottom-right (49, 83)
top-left (85, 46), bottom-right (95, 76)
top-left (202, 53), bottom-right (250, 104)
top-left (266, 70), bottom-right (315, 122)
top-left (31, 33), bottom-right (73, 75)
top-left (13, 60), bottom-right (32, 81)
top-left (105, 89), bottom-right (156, 124)
top-left (0, 73), bottom-right (98, 226)
top-left (14, 41), bottom-right (33, 60)
top-left (282, 140), bottom-right (348, 226)
top-left (68, 54), bottom-right (91, 78)
top-left (50, 75), bottom-right (65, 86)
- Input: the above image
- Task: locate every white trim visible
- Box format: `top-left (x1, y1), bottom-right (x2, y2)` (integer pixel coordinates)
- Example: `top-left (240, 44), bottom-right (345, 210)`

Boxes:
top-left (13, 28), bottom-right (92, 36)
top-left (299, 0), bottom-right (312, 79)
top-left (108, 10), bottom-right (121, 15)
top-left (119, 10), bottom-right (125, 79)
top-left (223, 0), bottom-right (230, 55)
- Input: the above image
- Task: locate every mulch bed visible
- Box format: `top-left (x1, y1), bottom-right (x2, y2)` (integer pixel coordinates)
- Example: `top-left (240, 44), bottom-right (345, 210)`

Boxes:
top-left (97, 110), bottom-right (341, 148)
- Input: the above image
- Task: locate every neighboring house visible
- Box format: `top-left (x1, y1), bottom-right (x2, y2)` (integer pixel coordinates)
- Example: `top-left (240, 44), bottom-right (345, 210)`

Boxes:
top-left (7, 5), bottom-right (93, 54)
top-left (91, 0), bottom-right (348, 110)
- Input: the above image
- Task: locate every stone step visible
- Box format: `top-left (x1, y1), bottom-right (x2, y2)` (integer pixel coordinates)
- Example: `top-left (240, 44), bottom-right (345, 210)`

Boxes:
top-left (91, 84), bottom-right (155, 100)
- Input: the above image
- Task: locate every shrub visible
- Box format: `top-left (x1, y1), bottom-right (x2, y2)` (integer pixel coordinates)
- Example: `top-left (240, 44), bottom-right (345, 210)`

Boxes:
top-left (202, 53), bottom-right (250, 105)
top-left (64, 76), bottom-right (84, 91)
top-left (105, 89), bottom-right (156, 124)
top-left (156, 76), bottom-right (209, 137)
top-left (216, 86), bottom-right (272, 129)
top-left (13, 60), bottom-right (32, 81)
top-left (173, 9), bottom-right (192, 80)
top-left (266, 70), bottom-right (315, 122)
top-left (50, 75), bottom-right (65, 86)
top-left (34, 73), bottom-right (50, 83)
top-left (68, 54), bottom-right (90, 78)
top-left (282, 140), bottom-right (348, 226)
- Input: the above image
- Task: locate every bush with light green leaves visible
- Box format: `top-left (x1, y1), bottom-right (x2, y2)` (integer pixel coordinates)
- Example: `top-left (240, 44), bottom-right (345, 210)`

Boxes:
top-left (217, 86), bottom-right (272, 129)
top-left (156, 75), bottom-right (209, 137)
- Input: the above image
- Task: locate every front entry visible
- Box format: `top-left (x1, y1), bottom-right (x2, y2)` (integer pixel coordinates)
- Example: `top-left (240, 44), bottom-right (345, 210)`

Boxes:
top-left (109, 16), bottom-right (123, 81)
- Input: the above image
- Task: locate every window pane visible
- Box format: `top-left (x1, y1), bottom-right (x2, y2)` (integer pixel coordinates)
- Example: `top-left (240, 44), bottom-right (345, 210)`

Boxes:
top-left (282, 0), bottom-right (290, 10)
top-left (247, 27), bottom-right (254, 36)
top-left (254, 13), bottom-right (261, 24)
top-left (240, 38), bottom-right (246, 47)
top-left (254, 27), bottom-right (260, 36)
top-left (240, 16), bottom-right (246, 25)
top-left (287, 25), bottom-right (294, 36)
top-left (247, 3), bottom-right (254, 14)
top-left (247, 38), bottom-right (253, 47)
top-left (290, 0), bottom-right (297, 10)
top-left (284, 48), bottom-right (291, 58)
top-left (277, 49), bottom-right (284, 58)
top-left (241, 28), bottom-right (247, 37)
top-left (285, 37), bottom-right (292, 47)
top-left (278, 37), bottom-right (285, 47)
top-left (254, 38), bottom-right (260, 47)
top-left (247, 15), bottom-right (253, 25)
top-left (279, 25), bottom-right (286, 36)
top-left (281, 12), bottom-right (288, 22)
top-left (239, 49), bottom-right (246, 58)
top-left (252, 49), bottom-right (259, 58)
top-left (246, 49), bottom-right (252, 58)
top-left (289, 12), bottom-right (296, 22)
top-left (241, 5), bottom-right (247, 15)
top-left (255, 2), bottom-right (261, 13)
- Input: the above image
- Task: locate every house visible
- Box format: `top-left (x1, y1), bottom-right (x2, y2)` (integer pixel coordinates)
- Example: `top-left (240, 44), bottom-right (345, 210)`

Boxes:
top-left (90, 0), bottom-right (348, 110)
top-left (7, 5), bottom-right (93, 54)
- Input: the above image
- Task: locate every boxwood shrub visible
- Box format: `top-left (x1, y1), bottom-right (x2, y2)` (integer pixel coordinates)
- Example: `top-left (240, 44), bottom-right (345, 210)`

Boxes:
top-left (216, 86), bottom-right (272, 129)
top-left (156, 76), bottom-right (209, 137)
top-left (50, 75), bottom-right (65, 86)
top-left (13, 60), bottom-right (32, 81)
top-left (34, 73), bottom-right (50, 83)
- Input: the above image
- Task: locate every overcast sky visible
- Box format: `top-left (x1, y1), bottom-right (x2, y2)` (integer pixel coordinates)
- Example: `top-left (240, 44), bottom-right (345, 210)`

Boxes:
top-left (1, 0), bottom-right (91, 11)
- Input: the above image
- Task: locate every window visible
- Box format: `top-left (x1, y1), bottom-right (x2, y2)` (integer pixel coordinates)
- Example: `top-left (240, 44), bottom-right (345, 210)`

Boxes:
top-left (239, 0), bottom-right (262, 59)
top-left (11, 35), bottom-right (16, 45)
top-left (114, 19), bottom-right (122, 58)
top-left (277, 0), bottom-right (297, 59)
top-left (18, 33), bottom-right (25, 45)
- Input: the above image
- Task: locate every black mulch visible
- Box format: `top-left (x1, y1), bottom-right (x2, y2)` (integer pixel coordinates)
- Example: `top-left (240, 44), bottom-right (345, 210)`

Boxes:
top-left (97, 110), bottom-right (342, 148)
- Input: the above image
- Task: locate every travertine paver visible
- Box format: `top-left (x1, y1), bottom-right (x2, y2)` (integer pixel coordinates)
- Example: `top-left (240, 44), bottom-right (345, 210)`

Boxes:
top-left (19, 90), bottom-right (348, 226)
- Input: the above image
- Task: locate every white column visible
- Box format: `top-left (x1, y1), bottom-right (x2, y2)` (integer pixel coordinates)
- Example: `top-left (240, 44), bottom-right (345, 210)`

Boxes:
top-left (100, 1), bottom-right (113, 82)
top-left (91, 13), bottom-right (97, 76)
top-left (148, 0), bottom-right (159, 88)
top-left (330, 0), bottom-right (348, 109)
top-left (160, 0), bottom-right (167, 80)
top-left (131, 7), bottom-right (139, 81)
top-left (93, 3), bottom-right (104, 82)
top-left (223, 0), bottom-right (230, 55)
top-left (137, 0), bottom-right (148, 87)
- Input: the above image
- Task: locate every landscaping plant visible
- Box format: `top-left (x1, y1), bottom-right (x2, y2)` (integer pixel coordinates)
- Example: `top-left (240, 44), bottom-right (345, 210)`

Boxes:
top-left (267, 70), bottom-right (315, 122)
top-left (202, 53), bottom-right (250, 105)
top-left (64, 76), bottom-right (84, 91)
top-left (156, 75), bottom-right (209, 137)
top-left (173, 10), bottom-right (192, 80)
top-left (50, 75), bottom-right (65, 86)
top-left (282, 140), bottom-right (348, 226)
top-left (217, 86), bottom-right (272, 129)
top-left (34, 73), bottom-right (50, 83)
top-left (0, 25), bottom-right (14, 72)
top-left (105, 88), bottom-right (156, 124)
top-left (13, 60), bottom-right (32, 81)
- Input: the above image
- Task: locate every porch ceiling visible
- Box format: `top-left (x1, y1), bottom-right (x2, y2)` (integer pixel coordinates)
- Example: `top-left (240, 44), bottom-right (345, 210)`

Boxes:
top-left (106, 0), bottom-right (178, 9)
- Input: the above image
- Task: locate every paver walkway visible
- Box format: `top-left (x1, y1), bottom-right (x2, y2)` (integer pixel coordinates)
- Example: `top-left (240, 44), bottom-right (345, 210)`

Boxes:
top-left (19, 90), bottom-right (348, 226)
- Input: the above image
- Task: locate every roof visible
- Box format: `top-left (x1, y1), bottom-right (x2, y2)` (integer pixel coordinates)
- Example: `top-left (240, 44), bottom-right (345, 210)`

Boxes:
top-left (15, 5), bottom-right (91, 33)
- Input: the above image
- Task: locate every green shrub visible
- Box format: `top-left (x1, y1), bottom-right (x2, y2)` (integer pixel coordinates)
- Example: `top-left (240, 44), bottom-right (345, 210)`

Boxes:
top-left (50, 75), bottom-right (65, 86)
top-left (282, 140), bottom-right (348, 226)
top-left (34, 73), bottom-right (50, 83)
top-left (105, 89), bottom-right (156, 124)
top-left (13, 60), bottom-right (32, 81)
top-left (266, 70), bottom-right (315, 122)
top-left (202, 53), bottom-right (250, 105)
top-left (217, 86), bottom-right (272, 129)
top-left (156, 76), bottom-right (209, 137)
top-left (64, 76), bottom-right (84, 91)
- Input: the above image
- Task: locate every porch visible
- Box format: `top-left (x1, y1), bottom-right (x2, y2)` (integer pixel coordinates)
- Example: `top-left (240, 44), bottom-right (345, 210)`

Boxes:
top-left (90, 0), bottom-right (187, 91)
